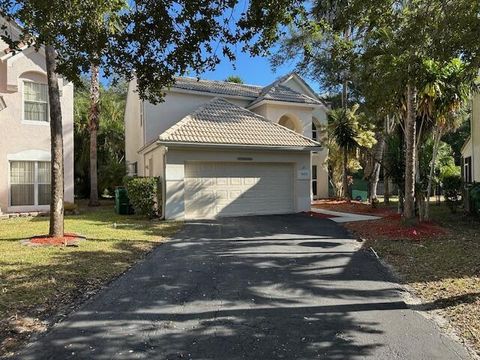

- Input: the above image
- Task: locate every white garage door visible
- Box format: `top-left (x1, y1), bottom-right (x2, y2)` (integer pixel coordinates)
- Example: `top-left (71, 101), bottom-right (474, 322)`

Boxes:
top-left (184, 162), bottom-right (294, 218)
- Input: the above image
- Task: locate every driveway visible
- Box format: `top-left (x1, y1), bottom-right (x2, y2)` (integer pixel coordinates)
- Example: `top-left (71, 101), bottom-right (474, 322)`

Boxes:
top-left (16, 215), bottom-right (470, 360)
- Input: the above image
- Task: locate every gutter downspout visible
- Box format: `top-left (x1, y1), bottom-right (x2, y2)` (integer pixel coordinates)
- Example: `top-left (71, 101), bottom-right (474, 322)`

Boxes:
top-left (161, 145), bottom-right (168, 220)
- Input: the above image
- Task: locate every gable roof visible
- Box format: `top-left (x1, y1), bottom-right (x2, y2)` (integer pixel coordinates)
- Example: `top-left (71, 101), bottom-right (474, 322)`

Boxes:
top-left (158, 97), bottom-right (321, 149)
top-left (171, 73), bottom-right (326, 107)
top-left (248, 78), bottom-right (323, 108)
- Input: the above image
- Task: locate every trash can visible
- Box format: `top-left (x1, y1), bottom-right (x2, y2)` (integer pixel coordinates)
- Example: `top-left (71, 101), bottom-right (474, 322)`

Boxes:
top-left (115, 187), bottom-right (131, 215)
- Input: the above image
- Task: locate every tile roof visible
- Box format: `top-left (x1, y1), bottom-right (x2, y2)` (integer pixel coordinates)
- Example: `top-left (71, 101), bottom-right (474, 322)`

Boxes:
top-left (172, 75), bottom-right (324, 106)
top-left (173, 77), bottom-right (262, 98)
top-left (159, 97), bottom-right (321, 149)
top-left (248, 76), bottom-right (323, 107)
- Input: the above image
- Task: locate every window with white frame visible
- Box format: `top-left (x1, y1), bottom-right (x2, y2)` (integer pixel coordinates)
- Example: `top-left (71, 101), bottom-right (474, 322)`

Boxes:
top-left (10, 161), bottom-right (51, 206)
top-left (24, 81), bottom-right (48, 122)
top-left (312, 122), bottom-right (318, 141)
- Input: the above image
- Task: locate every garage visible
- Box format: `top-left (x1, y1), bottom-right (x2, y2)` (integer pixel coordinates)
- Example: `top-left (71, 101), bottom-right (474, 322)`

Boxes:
top-left (184, 162), bottom-right (294, 218)
top-left (153, 97), bottom-right (321, 220)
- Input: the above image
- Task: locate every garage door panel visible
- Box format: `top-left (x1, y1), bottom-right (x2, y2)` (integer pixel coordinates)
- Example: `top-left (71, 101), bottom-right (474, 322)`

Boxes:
top-left (185, 162), bottom-right (294, 218)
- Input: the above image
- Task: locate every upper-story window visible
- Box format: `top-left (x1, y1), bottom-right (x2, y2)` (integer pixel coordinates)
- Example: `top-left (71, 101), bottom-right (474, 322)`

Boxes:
top-left (24, 81), bottom-right (48, 122)
top-left (312, 123), bottom-right (318, 141)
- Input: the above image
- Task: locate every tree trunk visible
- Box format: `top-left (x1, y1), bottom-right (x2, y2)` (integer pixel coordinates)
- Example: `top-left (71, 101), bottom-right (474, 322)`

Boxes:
top-left (404, 84), bottom-right (417, 220)
top-left (45, 45), bottom-right (64, 237)
top-left (370, 133), bottom-right (386, 202)
top-left (88, 63), bottom-right (101, 206)
top-left (425, 126), bottom-right (442, 220)
top-left (342, 147), bottom-right (350, 200)
top-left (384, 176), bottom-right (390, 204)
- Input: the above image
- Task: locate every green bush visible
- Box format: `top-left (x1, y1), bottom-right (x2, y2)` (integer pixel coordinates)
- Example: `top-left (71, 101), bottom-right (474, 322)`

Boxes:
top-left (442, 174), bottom-right (462, 213)
top-left (469, 183), bottom-right (480, 215)
top-left (124, 177), bottom-right (160, 218)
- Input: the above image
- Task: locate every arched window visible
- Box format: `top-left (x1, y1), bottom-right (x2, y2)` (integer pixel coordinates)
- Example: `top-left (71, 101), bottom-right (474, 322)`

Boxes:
top-left (278, 114), bottom-right (301, 133)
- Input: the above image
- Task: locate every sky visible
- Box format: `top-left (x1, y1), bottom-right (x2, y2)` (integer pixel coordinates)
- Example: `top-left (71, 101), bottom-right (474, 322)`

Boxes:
top-left (188, 51), bottom-right (294, 87)
top-left (183, 50), bottom-right (323, 94)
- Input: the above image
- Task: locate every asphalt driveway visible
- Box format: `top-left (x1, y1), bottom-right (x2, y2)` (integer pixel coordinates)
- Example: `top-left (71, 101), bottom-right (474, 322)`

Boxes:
top-left (16, 214), bottom-right (471, 359)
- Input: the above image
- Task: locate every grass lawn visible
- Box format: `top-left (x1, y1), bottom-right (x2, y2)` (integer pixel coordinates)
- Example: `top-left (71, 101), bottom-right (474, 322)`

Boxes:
top-left (353, 203), bottom-right (480, 356)
top-left (0, 201), bottom-right (181, 356)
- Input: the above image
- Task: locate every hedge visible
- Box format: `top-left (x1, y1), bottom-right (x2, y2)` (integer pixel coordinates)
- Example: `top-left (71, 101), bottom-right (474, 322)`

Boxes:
top-left (124, 176), bottom-right (161, 218)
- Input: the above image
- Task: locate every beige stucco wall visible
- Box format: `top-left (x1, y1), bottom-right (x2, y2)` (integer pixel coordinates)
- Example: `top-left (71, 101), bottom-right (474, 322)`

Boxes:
top-left (124, 78), bottom-right (143, 174)
top-left (470, 94), bottom-right (480, 182)
top-left (143, 91), bottom-right (250, 144)
top-left (163, 147), bottom-right (311, 219)
top-left (0, 49), bottom-right (74, 213)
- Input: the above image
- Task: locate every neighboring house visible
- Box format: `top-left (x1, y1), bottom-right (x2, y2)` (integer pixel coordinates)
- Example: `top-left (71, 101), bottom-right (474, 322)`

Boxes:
top-left (0, 19), bottom-right (74, 214)
top-left (461, 94), bottom-right (480, 184)
top-left (125, 73), bottom-right (329, 219)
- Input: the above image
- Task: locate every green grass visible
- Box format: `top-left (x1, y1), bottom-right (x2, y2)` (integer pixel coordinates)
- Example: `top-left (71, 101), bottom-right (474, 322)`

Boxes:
top-left (0, 201), bottom-right (180, 354)
top-left (365, 204), bottom-right (480, 354)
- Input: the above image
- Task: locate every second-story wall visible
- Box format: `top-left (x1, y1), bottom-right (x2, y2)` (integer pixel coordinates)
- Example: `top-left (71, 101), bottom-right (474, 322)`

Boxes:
top-left (0, 47), bottom-right (74, 212)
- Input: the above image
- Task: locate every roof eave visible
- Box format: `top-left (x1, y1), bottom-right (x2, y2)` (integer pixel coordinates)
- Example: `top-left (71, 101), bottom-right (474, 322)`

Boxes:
top-left (247, 99), bottom-right (327, 110)
top-left (157, 140), bottom-right (321, 152)
top-left (168, 87), bottom-right (257, 101)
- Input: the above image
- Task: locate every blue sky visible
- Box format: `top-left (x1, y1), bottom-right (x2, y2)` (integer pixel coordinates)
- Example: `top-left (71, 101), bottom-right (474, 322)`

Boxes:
top-left (184, 50), bottom-right (323, 93)
top-left (188, 52), bottom-right (294, 87)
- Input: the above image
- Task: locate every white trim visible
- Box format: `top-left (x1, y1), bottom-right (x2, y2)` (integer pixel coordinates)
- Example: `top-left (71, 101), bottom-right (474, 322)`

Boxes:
top-left (21, 79), bottom-right (50, 124)
top-left (157, 141), bottom-right (322, 152)
top-left (247, 99), bottom-right (325, 111)
top-left (7, 159), bottom-right (51, 209)
top-left (7, 150), bottom-right (51, 161)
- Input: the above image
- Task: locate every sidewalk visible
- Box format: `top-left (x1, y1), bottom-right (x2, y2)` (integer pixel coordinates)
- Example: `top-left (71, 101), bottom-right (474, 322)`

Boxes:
top-left (310, 207), bottom-right (382, 223)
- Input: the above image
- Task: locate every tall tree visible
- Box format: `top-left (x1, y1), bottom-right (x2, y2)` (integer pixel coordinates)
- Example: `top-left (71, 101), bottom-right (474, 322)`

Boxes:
top-left (1, 0), bottom-right (304, 236)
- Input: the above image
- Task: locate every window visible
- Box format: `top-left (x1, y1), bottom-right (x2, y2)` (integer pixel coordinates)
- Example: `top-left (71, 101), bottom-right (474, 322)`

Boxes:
top-left (312, 123), bottom-right (318, 141)
top-left (128, 162), bottom-right (138, 176)
top-left (464, 157), bottom-right (472, 183)
top-left (10, 161), bottom-right (51, 206)
top-left (24, 81), bottom-right (48, 122)
top-left (312, 165), bottom-right (318, 196)
top-left (0, 95), bottom-right (6, 112)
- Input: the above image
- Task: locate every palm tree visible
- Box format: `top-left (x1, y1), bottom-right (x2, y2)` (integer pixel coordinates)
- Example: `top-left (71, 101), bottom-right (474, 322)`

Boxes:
top-left (417, 58), bottom-right (471, 220)
top-left (88, 63), bottom-right (101, 206)
top-left (329, 105), bottom-right (361, 200)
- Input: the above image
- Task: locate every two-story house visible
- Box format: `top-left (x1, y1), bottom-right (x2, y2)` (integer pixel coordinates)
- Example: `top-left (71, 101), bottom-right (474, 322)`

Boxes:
top-left (125, 73), bottom-right (329, 220)
top-left (0, 19), bottom-right (74, 214)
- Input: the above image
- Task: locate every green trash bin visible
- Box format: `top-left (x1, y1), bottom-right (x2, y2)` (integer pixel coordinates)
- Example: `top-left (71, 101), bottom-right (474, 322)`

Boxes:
top-left (115, 187), bottom-right (131, 215)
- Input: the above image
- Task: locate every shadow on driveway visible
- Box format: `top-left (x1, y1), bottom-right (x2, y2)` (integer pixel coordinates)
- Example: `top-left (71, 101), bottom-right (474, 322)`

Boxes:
top-left (16, 214), bottom-right (471, 359)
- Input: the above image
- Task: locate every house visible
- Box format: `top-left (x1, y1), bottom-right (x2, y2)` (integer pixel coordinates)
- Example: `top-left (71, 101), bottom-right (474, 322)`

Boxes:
top-left (461, 93), bottom-right (480, 183)
top-left (125, 73), bottom-right (329, 219)
top-left (0, 18), bottom-right (74, 214)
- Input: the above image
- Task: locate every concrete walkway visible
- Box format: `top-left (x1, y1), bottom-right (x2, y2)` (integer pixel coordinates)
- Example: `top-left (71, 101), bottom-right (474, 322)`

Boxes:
top-left (16, 215), bottom-right (471, 360)
top-left (310, 207), bottom-right (382, 223)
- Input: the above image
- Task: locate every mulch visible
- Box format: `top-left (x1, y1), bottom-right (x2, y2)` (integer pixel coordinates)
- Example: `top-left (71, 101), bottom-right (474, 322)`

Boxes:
top-left (345, 213), bottom-right (447, 240)
top-left (312, 199), bottom-right (396, 216)
top-left (21, 233), bottom-right (85, 247)
top-left (312, 199), bottom-right (447, 241)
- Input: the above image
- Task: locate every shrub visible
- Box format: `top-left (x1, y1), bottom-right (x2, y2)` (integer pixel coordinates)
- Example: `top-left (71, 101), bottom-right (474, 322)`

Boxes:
top-left (124, 177), bottom-right (160, 218)
top-left (442, 174), bottom-right (462, 213)
top-left (468, 183), bottom-right (480, 215)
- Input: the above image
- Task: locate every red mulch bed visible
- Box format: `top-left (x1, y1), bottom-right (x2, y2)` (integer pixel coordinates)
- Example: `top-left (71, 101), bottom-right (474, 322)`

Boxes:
top-left (303, 211), bottom-right (338, 219)
top-left (312, 199), bottom-right (397, 217)
top-left (345, 213), bottom-right (447, 241)
top-left (24, 233), bottom-right (85, 246)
